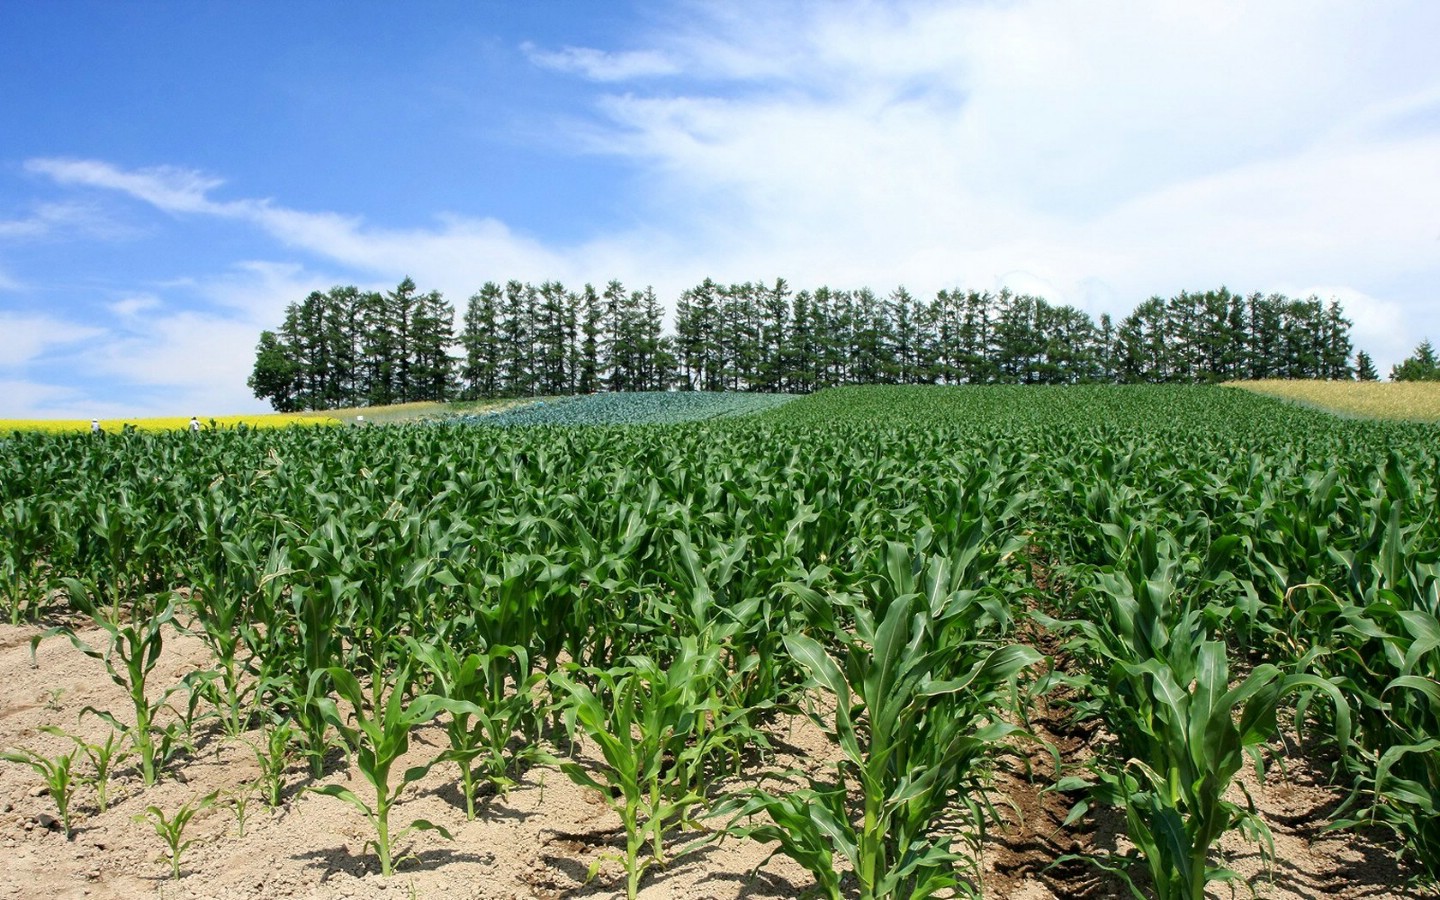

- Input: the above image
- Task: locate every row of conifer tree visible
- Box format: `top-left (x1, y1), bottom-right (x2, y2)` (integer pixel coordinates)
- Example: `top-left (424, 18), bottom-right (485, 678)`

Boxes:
top-left (248, 277), bottom-right (1381, 412)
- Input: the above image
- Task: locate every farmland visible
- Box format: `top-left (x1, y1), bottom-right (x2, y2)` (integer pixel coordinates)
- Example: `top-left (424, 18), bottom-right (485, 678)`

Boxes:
top-left (447, 391), bottom-right (797, 427)
top-left (1231, 379), bottom-right (1440, 422)
top-left (0, 413), bottom-right (341, 434)
top-left (0, 385), bottom-right (1436, 899)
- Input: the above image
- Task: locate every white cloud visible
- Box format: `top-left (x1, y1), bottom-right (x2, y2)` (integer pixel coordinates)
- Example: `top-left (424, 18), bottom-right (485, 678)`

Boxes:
top-left (0, 214), bottom-right (50, 239)
top-left (0, 313), bottom-right (102, 368)
top-left (78, 262), bottom-right (349, 417)
top-left (522, 43), bottom-right (680, 81)
top-left (0, 262), bottom-right (343, 417)
top-left (22, 156), bottom-right (660, 303)
top-left (0, 201), bottom-right (132, 241)
top-left (535, 0), bottom-right (1440, 362)
top-left (0, 379), bottom-right (96, 419)
top-left (84, 310), bottom-right (271, 412)
top-left (108, 294), bottom-right (162, 318)
top-left (26, 159), bottom-right (225, 215)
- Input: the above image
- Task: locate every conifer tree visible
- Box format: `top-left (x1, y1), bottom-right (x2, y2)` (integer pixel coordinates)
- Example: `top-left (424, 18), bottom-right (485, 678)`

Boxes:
top-left (1392, 339), bottom-right (1440, 381)
top-left (1355, 350), bottom-right (1379, 382)
top-left (461, 283), bottom-right (503, 399)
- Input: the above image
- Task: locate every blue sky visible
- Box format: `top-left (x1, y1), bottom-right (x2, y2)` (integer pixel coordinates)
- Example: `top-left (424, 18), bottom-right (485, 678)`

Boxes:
top-left (3, 1), bottom-right (1439, 417)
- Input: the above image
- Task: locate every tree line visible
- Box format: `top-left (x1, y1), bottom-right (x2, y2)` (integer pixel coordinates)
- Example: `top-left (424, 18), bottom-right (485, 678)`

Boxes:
top-left (249, 277), bottom-right (1379, 411)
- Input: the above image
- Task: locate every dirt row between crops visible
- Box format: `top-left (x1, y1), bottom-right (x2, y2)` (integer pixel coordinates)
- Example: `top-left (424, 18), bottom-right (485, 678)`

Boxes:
top-left (0, 621), bottom-right (1426, 900)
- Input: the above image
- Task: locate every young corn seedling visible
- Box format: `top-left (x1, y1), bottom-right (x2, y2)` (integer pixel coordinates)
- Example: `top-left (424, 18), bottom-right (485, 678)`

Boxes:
top-left (550, 640), bottom-right (758, 900)
top-left (137, 790), bottom-right (218, 880)
top-left (737, 579), bottom-right (1038, 900)
top-left (226, 783), bottom-right (255, 838)
top-left (1, 739), bottom-right (80, 839)
top-left (44, 579), bottom-right (180, 785)
top-left (311, 665), bottom-right (452, 877)
top-left (250, 718), bottom-right (297, 809)
top-left (407, 636), bottom-right (551, 819)
top-left (68, 721), bottom-right (130, 812)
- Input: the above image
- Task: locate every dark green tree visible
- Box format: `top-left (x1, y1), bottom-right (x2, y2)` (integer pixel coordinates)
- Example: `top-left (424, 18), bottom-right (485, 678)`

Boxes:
top-left (533, 281), bottom-right (570, 395)
top-left (1392, 339), bottom-right (1440, 381)
top-left (578, 284), bottom-right (603, 394)
top-left (409, 288), bottom-right (456, 401)
top-left (248, 330), bottom-right (301, 412)
top-left (1355, 350), bottom-right (1379, 382)
top-left (499, 280), bottom-right (536, 396)
top-left (460, 283), bottom-right (503, 399)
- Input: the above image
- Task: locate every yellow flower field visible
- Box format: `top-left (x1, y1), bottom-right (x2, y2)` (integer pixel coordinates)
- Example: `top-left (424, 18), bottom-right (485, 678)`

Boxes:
top-left (0, 413), bottom-right (340, 433)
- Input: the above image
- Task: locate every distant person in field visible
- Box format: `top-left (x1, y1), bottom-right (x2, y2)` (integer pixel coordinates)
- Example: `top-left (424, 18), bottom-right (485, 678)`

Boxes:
top-left (189, 416), bottom-right (200, 433)
top-left (91, 419), bottom-right (101, 435)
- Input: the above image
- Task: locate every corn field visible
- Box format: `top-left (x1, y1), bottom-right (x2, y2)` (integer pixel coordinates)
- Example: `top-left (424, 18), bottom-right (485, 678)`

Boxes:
top-left (0, 385), bottom-right (1436, 899)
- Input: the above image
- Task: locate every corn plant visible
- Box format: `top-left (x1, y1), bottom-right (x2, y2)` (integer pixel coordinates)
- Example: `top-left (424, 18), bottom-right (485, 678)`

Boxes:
top-left (1288, 549), bottom-right (1440, 870)
top-left (271, 570), bottom-right (351, 778)
top-left (250, 718), bottom-right (297, 809)
top-left (1057, 529), bottom-right (1352, 900)
top-left (1, 736), bottom-right (80, 839)
top-left (0, 497), bottom-right (48, 623)
top-left (407, 634), bottom-right (550, 819)
top-left (226, 783), bottom-right (255, 838)
top-left (137, 790), bottom-right (218, 880)
top-left (177, 528), bottom-right (276, 737)
top-left (550, 640), bottom-right (760, 900)
top-left (44, 579), bottom-right (181, 785)
top-left (310, 665), bottom-right (452, 877)
top-left (69, 721), bottom-right (130, 812)
top-left (731, 547), bottom-right (1040, 900)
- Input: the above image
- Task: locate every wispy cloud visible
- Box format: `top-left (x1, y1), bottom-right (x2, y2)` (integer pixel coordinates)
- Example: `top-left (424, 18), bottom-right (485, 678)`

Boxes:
top-left (22, 156), bottom-right (640, 297)
top-left (0, 200), bottom-right (133, 241)
top-left (26, 159), bottom-right (225, 215)
top-left (0, 312), bottom-right (103, 368)
top-left (107, 294), bottom-right (163, 318)
top-left (0, 379), bottom-right (98, 420)
top-left (522, 42), bottom-right (680, 81)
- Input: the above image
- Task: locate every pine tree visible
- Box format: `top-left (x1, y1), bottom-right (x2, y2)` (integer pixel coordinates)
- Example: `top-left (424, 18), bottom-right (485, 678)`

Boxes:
top-left (886, 287), bottom-right (918, 384)
top-left (388, 278), bottom-right (421, 401)
top-left (1322, 300), bottom-right (1354, 379)
top-left (359, 289), bottom-right (397, 405)
top-left (499, 280), bottom-right (536, 396)
top-left (409, 288), bottom-right (456, 401)
top-left (532, 281), bottom-right (569, 395)
top-left (756, 278), bottom-right (790, 392)
top-left (851, 288), bottom-right (890, 384)
top-left (639, 287), bottom-right (668, 390)
top-left (325, 286), bottom-right (366, 406)
top-left (578, 284), bottom-right (603, 394)
top-left (461, 283), bottom-right (503, 399)
top-left (1355, 350), bottom-right (1379, 382)
top-left (1391, 339), bottom-right (1440, 381)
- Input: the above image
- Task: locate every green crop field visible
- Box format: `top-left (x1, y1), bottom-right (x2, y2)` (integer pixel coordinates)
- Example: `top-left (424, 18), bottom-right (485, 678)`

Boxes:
top-left (447, 390), bottom-right (797, 426)
top-left (0, 384), bottom-right (1436, 899)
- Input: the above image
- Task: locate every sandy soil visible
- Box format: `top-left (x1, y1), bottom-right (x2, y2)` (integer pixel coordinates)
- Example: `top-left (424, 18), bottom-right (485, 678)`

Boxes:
top-left (0, 621), bottom-right (1429, 900)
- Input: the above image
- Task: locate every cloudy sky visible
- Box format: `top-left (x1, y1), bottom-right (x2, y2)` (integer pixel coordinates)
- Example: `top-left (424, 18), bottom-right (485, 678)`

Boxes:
top-left (2, 1), bottom-right (1438, 417)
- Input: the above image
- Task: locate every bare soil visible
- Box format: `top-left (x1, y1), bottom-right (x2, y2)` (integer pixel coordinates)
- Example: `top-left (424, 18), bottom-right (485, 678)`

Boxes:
top-left (0, 623), bottom-right (1428, 900)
